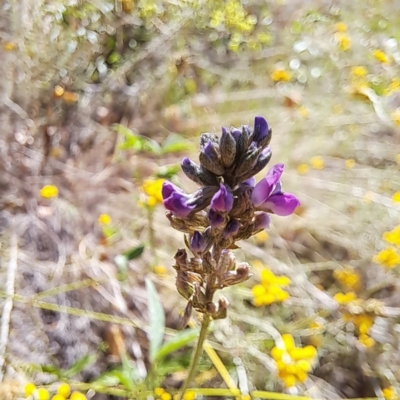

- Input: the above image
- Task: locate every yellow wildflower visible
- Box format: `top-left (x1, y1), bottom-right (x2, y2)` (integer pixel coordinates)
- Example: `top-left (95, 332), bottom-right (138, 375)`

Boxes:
top-left (161, 392), bottom-right (172, 400)
top-left (155, 388), bottom-right (165, 397)
top-left (25, 383), bottom-right (37, 397)
top-left (271, 69), bottom-right (291, 82)
top-left (358, 333), bottom-right (375, 347)
top-left (383, 226), bottom-right (400, 246)
top-left (384, 78), bottom-right (400, 95)
top-left (271, 333), bottom-right (317, 387)
top-left (40, 184), bottom-right (59, 199)
top-left (142, 178), bottom-right (164, 207)
top-left (391, 110), bottom-right (400, 126)
top-left (297, 163), bottom-right (309, 175)
top-left (98, 213), bottom-right (112, 225)
top-left (57, 383), bottom-right (70, 398)
top-left (153, 265), bottom-right (168, 276)
top-left (372, 49), bottom-right (390, 64)
top-left (333, 267), bottom-right (360, 291)
top-left (183, 390), bottom-right (196, 400)
top-left (37, 388), bottom-right (50, 400)
top-left (373, 247), bottom-right (400, 269)
top-left (345, 158), bottom-right (356, 169)
top-left (254, 230), bottom-right (269, 245)
top-left (252, 269), bottom-right (291, 307)
top-left (383, 386), bottom-right (397, 400)
top-left (310, 156), bottom-right (324, 170)
top-left (335, 33), bottom-right (351, 51)
top-left (334, 291), bottom-right (357, 304)
top-left (351, 66), bottom-right (367, 78)
top-left (335, 22), bottom-right (348, 32)
top-left (70, 392), bottom-right (87, 400)
top-left (393, 191), bottom-right (400, 202)
top-left (52, 395), bottom-right (66, 400)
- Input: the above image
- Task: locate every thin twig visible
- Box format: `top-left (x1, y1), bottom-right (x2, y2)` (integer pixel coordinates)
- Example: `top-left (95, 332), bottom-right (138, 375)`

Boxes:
top-left (0, 231), bottom-right (18, 381)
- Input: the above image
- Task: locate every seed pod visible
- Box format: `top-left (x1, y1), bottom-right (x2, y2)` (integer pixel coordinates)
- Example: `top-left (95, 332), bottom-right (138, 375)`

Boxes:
top-left (182, 300), bottom-right (193, 328)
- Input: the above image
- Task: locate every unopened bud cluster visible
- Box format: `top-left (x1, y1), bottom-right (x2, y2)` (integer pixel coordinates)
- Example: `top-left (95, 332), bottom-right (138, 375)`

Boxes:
top-left (162, 116), bottom-right (300, 325)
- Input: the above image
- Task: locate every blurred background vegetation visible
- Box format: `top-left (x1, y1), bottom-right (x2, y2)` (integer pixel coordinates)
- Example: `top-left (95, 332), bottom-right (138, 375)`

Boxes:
top-left (1, 0), bottom-right (400, 399)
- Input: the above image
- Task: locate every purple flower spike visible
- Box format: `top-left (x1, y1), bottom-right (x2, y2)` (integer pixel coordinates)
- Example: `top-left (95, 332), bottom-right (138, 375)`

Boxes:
top-left (162, 181), bottom-right (195, 218)
top-left (253, 116), bottom-right (269, 144)
top-left (254, 212), bottom-right (271, 230)
top-left (251, 164), bottom-right (300, 216)
top-left (190, 231), bottom-right (207, 253)
top-left (210, 184), bottom-right (233, 213)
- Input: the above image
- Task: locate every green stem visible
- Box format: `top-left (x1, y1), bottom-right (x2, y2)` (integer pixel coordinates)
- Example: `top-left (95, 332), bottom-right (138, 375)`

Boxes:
top-left (178, 314), bottom-right (211, 400)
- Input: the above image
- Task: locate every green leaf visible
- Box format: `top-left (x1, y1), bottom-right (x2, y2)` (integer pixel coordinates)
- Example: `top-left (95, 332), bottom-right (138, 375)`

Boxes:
top-left (156, 164), bottom-right (181, 179)
top-left (40, 364), bottom-right (63, 377)
top-left (124, 244), bottom-right (145, 260)
top-left (145, 278), bottom-right (165, 363)
top-left (64, 354), bottom-right (97, 378)
top-left (155, 328), bottom-right (198, 362)
top-left (161, 133), bottom-right (193, 154)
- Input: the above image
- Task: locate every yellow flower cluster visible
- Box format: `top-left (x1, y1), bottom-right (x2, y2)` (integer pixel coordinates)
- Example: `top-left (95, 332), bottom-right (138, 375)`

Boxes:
top-left (310, 156), bottom-right (324, 170)
top-left (373, 247), bottom-right (400, 269)
top-left (98, 213), bottom-right (112, 225)
top-left (271, 334), bottom-right (317, 387)
top-left (372, 49), bottom-right (390, 64)
top-left (334, 291), bottom-right (357, 304)
top-left (334, 22), bottom-right (348, 32)
top-left (141, 178), bottom-right (165, 208)
top-left (343, 313), bottom-right (375, 348)
top-left (335, 33), bottom-right (351, 51)
top-left (25, 383), bottom-right (86, 400)
top-left (252, 269), bottom-right (291, 306)
top-left (154, 388), bottom-right (196, 400)
top-left (40, 185), bottom-right (59, 199)
top-left (393, 191), bottom-right (400, 203)
top-left (333, 267), bottom-right (360, 291)
top-left (351, 66), bottom-right (367, 78)
top-left (270, 68), bottom-right (292, 82)
top-left (383, 386), bottom-right (397, 400)
top-left (374, 225), bottom-right (400, 269)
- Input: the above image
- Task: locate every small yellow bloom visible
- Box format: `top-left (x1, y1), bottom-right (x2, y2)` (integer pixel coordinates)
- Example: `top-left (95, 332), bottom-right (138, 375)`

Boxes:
top-left (271, 69), bottom-right (291, 82)
top-left (183, 390), bottom-right (196, 400)
top-left (351, 66), bottom-right (367, 78)
top-left (334, 291), bottom-right (357, 304)
top-left (57, 383), bottom-right (71, 398)
top-left (40, 184), bottom-right (59, 199)
top-left (335, 33), bottom-right (351, 51)
top-left (383, 386), bottom-right (397, 400)
top-left (25, 383), bottom-right (37, 397)
top-left (373, 247), bottom-right (400, 269)
top-left (297, 163), bottom-right (309, 175)
top-left (52, 395), bottom-right (66, 400)
top-left (142, 179), bottom-right (164, 203)
top-left (3, 41), bottom-right (16, 51)
top-left (335, 22), bottom-right (348, 32)
top-left (161, 392), bottom-right (172, 400)
top-left (70, 392), bottom-right (87, 400)
top-left (333, 267), bottom-right (360, 291)
top-left (345, 158), bottom-right (356, 169)
top-left (98, 213), bottom-right (112, 225)
top-left (384, 78), bottom-right (400, 95)
top-left (37, 388), bottom-right (50, 400)
top-left (391, 110), bottom-right (400, 126)
top-left (383, 226), bottom-right (400, 246)
top-left (153, 265), bottom-right (167, 276)
top-left (254, 230), bottom-right (269, 244)
top-left (358, 333), bottom-right (375, 347)
top-left (310, 156), bottom-right (324, 170)
top-left (372, 49), bottom-right (390, 64)
top-left (389, 190), bottom-right (400, 206)
top-left (53, 85), bottom-right (65, 98)
top-left (155, 387), bottom-right (165, 397)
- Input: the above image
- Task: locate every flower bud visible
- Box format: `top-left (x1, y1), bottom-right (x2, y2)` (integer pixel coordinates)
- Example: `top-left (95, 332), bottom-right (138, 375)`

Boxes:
top-left (234, 142), bottom-right (261, 178)
top-left (190, 231), bottom-right (207, 253)
top-left (162, 182), bottom-right (195, 218)
top-left (199, 141), bottom-right (225, 175)
top-left (181, 157), bottom-right (219, 186)
top-left (208, 209), bottom-right (225, 228)
top-left (254, 212), bottom-right (271, 230)
top-left (219, 127), bottom-right (237, 167)
top-left (223, 219), bottom-right (240, 239)
top-left (221, 263), bottom-right (251, 287)
top-left (238, 146), bottom-right (272, 182)
top-left (252, 116), bottom-right (271, 149)
top-left (210, 184), bottom-right (233, 212)
top-left (217, 249), bottom-right (236, 275)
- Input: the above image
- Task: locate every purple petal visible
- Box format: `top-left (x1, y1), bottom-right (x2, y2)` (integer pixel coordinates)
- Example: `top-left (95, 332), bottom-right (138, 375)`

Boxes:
top-left (164, 192), bottom-right (195, 218)
top-left (208, 209), bottom-right (225, 227)
top-left (223, 219), bottom-right (240, 238)
top-left (204, 141), bottom-right (215, 157)
top-left (190, 231), bottom-right (207, 253)
top-left (251, 164), bottom-right (285, 206)
top-left (162, 181), bottom-right (185, 200)
top-left (231, 128), bottom-right (242, 140)
top-left (259, 193), bottom-right (300, 216)
top-left (254, 212), bottom-right (271, 229)
top-left (243, 177), bottom-right (256, 187)
top-left (253, 116), bottom-right (269, 144)
top-left (210, 184), bottom-right (233, 212)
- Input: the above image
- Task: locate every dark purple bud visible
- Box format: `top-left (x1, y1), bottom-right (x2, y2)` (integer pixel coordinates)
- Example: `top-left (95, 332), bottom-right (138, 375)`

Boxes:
top-left (223, 219), bottom-right (240, 238)
top-left (162, 181), bottom-right (195, 218)
top-left (252, 116), bottom-right (271, 149)
top-left (239, 146), bottom-right (272, 182)
top-left (208, 209), bottom-right (225, 227)
top-left (234, 142), bottom-right (261, 177)
top-left (210, 184), bottom-right (233, 212)
top-left (181, 157), bottom-right (219, 186)
top-left (199, 141), bottom-right (225, 175)
top-left (254, 212), bottom-right (271, 230)
top-left (190, 231), bottom-right (207, 253)
top-left (220, 127), bottom-right (237, 167)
